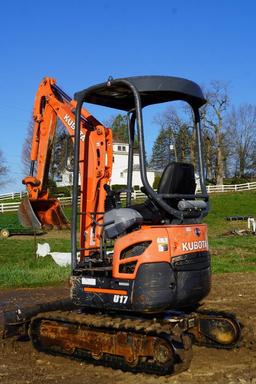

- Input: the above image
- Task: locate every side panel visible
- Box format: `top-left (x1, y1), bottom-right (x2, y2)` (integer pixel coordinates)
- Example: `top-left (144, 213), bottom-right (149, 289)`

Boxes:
top-left (112, 224), bottom-right (209, 280)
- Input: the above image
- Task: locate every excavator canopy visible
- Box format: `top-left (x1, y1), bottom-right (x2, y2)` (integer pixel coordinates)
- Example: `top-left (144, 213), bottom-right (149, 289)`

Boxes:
top-left (75, 75), bottom-right (206, 111)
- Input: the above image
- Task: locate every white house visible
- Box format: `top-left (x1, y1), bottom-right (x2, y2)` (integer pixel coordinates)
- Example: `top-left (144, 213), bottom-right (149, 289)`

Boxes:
top-left (56, 142), bottom-right (157, 188)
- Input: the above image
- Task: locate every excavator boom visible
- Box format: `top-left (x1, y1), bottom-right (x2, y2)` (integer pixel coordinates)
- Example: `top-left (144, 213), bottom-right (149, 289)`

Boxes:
top-left (19, 77), bottom-right (112, 253)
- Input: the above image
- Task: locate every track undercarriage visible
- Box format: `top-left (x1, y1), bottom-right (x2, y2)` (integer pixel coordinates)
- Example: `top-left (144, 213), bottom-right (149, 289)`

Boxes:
top-left (3, 303), bottom-right (241, 376)
top-left (29, 310), bottom-right (192, 375)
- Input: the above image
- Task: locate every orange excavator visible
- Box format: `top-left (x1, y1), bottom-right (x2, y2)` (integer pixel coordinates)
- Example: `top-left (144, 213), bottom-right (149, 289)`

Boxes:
top-left (5, 76), bottom-right (241, 376)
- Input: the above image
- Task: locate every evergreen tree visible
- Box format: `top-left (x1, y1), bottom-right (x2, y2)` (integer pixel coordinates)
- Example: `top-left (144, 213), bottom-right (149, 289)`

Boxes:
top-left (151, 106), bottom-right (193, 169)
top-left (109, 114), bottom-right (140, 150)
top-left (111, 114), bottom-right (129, 142)
top-left (150, 127), bottom-right (176, 169)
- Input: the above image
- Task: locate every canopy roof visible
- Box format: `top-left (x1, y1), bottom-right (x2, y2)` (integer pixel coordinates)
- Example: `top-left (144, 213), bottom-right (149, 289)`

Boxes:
top-left (75, 76), bottom-right (206, 111)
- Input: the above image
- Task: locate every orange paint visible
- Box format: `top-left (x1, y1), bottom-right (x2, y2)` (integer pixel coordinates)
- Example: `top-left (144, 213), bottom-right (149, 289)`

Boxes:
top-left (112, 224), bottom-right (208, 280)
top-left (83, 288), bottom-right (128, 295)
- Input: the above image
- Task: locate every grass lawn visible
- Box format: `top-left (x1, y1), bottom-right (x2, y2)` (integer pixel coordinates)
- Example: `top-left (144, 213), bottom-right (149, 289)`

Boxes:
top-left (0, 237), bottom-right (70, 287)
top-left (205, 190), bottom-right (256, 273)
top-left (0, 191), bottom-right (256, 288)
top-left (0, 210), bottom-right (72, 288)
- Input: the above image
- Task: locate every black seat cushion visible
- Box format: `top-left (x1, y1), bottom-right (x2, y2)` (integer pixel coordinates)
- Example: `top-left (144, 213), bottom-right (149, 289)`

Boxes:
top-left (132, 162), bottom-right (196, 223)
top-left (158, 162), bottom-right (196, 209)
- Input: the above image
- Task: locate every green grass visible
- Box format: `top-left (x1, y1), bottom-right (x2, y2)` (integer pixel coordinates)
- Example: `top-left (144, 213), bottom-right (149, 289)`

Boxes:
top-left (210, 237), bottom-right (256, 273)
top-left (205, 190), bottom-right (256, 236)
top-left (0, 237), bottom-right (71, 288)
top-left (0, 191), bottom-right (256, 287)
top-left (205, 190), bottom-right (256, 273)
top-left (0, 211), bottom-right (23, 228)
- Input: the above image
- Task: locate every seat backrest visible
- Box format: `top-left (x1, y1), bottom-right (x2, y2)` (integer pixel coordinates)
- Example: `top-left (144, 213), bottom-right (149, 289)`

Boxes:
top-left (157, 162), bottom-right (196, 209)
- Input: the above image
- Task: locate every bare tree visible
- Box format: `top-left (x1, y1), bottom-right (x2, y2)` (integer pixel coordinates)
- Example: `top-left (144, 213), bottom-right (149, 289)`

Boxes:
top-left (21, 117), bottom-right (71, 181)
top-left (202, 81), bottom-right (230, 184)
top-left (0, 149), bottom-right (8, 188)
top-left (21, 118), bottom-right (34, 175)
top-left (227, 104), bottom-right (256, 177)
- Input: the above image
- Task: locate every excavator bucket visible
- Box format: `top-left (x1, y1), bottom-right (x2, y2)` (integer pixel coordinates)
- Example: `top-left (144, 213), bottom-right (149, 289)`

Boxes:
top-left (18, 197), bottom-right (70, 230)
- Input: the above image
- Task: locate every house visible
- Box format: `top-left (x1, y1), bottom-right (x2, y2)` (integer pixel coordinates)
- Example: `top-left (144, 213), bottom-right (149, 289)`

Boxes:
top-left (56, 142), bottom-right (158, 188)
top-left (111, 142), bottom-right (156, 187)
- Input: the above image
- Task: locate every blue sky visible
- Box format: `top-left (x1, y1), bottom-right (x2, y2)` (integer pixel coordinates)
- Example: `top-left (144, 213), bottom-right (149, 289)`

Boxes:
top-left (0, 0), bottom-right (256, 192)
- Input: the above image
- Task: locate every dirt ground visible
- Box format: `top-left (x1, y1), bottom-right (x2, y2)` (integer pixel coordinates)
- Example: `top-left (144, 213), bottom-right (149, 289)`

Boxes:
top-left (0, 272), bottom-right (256, 384)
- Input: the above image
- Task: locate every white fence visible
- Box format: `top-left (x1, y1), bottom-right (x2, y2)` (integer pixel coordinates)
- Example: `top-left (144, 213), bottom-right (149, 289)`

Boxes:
top-left (0, 201), bottom-right (21, 213)
top-left (0, 191), bottom-right (27, 201)
top-left (0, 192), bottom-right (144, 213)
top-left (58, 191), bottom-right (146, 207)
top-left (205, 181), bottom-right (256, 193)
top-left (1, 181), bottom-right (256, 213)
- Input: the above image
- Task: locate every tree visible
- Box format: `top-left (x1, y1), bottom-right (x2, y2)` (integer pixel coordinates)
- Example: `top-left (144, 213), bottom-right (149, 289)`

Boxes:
top-left (227, 104), bottom-right (256, 177)
top-left (151, 106), bottom-right (193, 169)
top-left (50, 122), bottom-right (73, 180)
top-left (201, 81), bottom-right (230, 184)
top-left (151, 127), bottom-right (176, 169)
top-left (109, 114), bottom-right (129, 142)
top-left (251, 149), bottom-right (256, 175)
top-left (21, 119), bottom-right (34, 175)
top-left (106, 113), bottom-right (141, 154)
top-left (21, 117), bottom-right (72, 183)
top-left (0, 149), bottom-right (8, 188)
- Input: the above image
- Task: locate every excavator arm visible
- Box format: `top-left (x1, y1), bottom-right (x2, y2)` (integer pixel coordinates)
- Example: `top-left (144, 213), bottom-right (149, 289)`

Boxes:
top-left (19, 77), bottom-right (112, 255)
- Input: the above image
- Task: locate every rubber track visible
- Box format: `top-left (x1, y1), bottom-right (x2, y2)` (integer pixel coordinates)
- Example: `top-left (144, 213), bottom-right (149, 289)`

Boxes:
top-left (29, 310), bottom-right (193, 376)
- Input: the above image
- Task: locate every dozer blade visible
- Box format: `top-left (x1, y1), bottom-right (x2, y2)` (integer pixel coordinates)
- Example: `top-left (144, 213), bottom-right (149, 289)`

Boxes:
top-left (188, 310), bottom-right (241, 349)
top-left (18, 197), bottom-right (70, 230)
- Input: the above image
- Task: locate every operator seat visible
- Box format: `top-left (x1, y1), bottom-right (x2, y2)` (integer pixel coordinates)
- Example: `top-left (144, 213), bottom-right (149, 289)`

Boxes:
top-left (131, 162), bottom-right (196, 221)
top-left (157, 161), bottom-right (196, 209)
top-left (104, 162), bottom-right (197, 239)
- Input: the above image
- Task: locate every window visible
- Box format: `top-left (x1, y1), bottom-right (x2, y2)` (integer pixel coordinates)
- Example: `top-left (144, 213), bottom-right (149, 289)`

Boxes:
top-left (117, 145), bottom-right (126, 152)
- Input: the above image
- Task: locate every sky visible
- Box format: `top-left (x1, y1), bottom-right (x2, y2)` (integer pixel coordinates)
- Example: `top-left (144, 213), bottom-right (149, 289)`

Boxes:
top-left (0, 0), bottom-right (256, 193)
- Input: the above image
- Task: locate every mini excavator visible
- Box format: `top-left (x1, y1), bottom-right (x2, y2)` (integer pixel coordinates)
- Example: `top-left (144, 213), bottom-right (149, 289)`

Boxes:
top-left (4, 76), bottom-right (241, 376)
